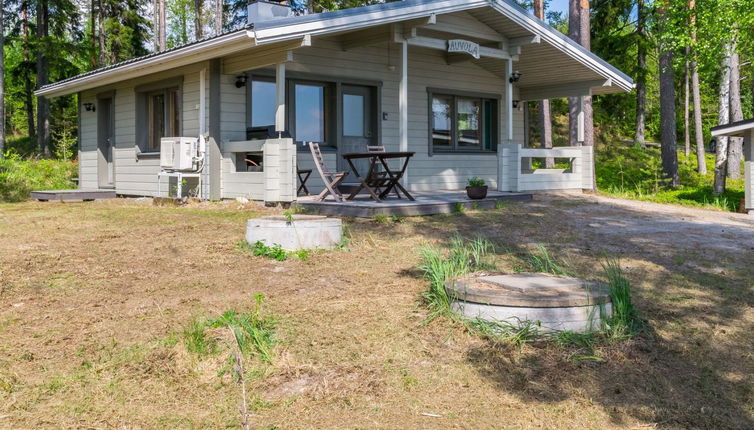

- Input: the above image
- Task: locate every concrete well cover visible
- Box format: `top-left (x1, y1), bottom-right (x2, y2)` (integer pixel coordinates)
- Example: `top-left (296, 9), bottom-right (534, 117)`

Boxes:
top-left (446, 273), bottom-right (610, 308)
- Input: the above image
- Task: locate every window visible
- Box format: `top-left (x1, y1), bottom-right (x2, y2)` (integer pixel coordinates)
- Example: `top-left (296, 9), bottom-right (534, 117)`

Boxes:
top-left (429, 90), bottom-right (498, 153)
top-left (250, 78), bottom-right (276, 128)
top-left (293, 82), bottom-right (327, 143)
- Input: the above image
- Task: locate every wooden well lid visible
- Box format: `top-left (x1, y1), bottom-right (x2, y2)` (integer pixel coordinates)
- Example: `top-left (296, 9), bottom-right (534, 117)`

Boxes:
top-left (445, 273), bottom-right (610, 308)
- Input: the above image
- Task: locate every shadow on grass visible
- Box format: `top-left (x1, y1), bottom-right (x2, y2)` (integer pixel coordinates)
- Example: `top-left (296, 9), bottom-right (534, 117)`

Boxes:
top-left (382, 197), bottom-right (754, 429)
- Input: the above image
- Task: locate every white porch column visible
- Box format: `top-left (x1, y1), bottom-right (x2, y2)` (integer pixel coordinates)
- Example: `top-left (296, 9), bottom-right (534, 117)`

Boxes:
top-left (275, 62), bottom-right (286, 133)
top-left (499, 59), bottom-right (514, 191)
top-left (745, 130), bottom-right (753, 213)
top-left (576, 96), bottom-right (585, 145)
top-left (399, 38), bottom-right (409, 186)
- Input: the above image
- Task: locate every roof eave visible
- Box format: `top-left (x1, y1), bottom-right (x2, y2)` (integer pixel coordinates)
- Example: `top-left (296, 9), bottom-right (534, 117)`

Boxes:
top-left (36, 30), bottom-right (255, 98)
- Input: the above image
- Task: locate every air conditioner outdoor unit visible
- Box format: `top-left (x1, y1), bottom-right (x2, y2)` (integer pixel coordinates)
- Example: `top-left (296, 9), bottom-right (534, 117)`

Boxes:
top-left (160, 137), bottom-right (199, 171)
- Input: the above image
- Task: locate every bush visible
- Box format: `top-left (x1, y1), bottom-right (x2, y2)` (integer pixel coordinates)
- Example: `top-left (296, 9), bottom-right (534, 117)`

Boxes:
top-left (0, 155), bottom-right (78, 202)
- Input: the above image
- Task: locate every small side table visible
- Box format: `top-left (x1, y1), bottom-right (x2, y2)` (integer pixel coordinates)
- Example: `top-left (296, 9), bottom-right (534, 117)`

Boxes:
top-left (297, 169), bottom-right (312, 196)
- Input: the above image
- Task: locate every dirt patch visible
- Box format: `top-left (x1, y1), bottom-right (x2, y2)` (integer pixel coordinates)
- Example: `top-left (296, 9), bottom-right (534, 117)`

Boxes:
top-left (0, 196), bottom-right (752, 428)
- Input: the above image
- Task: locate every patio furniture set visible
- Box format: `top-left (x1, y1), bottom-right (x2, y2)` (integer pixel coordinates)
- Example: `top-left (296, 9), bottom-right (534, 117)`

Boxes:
top-left (299, 142), bottom-right (415, 203)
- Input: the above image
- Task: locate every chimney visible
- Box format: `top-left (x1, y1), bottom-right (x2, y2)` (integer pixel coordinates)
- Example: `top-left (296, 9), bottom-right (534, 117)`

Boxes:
top-left (248, 0), bottom-right (306, 24)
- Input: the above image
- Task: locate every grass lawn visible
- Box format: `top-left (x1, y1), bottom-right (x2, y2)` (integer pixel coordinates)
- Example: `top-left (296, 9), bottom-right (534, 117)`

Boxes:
top-left (0, 197), bottom-right (752, 428)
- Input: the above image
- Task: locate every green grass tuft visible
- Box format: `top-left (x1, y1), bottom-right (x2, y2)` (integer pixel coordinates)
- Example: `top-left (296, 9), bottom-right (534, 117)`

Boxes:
top-left (520, 244), bottom-right (573, 276)
top-left (600, 259), bottom-right (641, 339)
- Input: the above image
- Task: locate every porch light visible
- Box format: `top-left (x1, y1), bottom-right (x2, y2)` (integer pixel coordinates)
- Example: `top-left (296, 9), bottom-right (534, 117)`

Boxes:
top-left (512, 100), bottom-right (520, 109)
top-left (235, 75), bottom-right (248, 88)
top-left (83, 102), bottom-right (96, 112)
top-left (509, 71), bottom-right (522, 83)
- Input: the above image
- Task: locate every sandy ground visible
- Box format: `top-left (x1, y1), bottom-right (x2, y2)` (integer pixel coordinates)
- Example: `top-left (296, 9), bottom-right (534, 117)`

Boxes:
top-left (0, 195), bottom-right (752, 429)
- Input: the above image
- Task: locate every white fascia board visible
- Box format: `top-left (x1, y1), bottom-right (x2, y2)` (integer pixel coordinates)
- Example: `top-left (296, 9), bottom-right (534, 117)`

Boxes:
top-left (251, 0), bottom-right (488, 44)
top-left (37, 31), bottom-right (255, 98)
top-left (490, 0), bottom-right (634, 93)
top-left (711, 121), bottom-right (754, 137)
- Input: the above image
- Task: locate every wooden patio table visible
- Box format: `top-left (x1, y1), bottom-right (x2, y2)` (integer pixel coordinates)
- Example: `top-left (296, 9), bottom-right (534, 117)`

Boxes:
top-left (341, 151), bottom-right (415, 202)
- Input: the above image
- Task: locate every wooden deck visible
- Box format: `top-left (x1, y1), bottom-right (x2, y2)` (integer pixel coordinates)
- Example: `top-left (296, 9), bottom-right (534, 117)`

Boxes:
top-left (297, 190), bottom-right (532, 217)
top-left (31, 189), bottom-right (117, 202)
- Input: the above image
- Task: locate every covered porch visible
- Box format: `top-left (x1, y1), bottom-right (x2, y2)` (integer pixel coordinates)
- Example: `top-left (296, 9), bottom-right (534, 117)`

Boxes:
top-left (298, 189), bottom-right (532, 217)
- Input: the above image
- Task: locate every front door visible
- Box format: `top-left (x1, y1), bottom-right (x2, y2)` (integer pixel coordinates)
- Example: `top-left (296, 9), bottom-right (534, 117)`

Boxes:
top-left (97, 97), bottom-right (114, 188)
top-left (338, 85), bottom-right (377, 177)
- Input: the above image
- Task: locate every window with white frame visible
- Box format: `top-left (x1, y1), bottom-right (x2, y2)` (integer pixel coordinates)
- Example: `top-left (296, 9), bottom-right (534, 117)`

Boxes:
top-left (429, 89), bottom-right (498, 153)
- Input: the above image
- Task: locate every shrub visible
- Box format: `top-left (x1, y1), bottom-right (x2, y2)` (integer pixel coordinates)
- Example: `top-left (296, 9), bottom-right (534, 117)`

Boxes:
top-left (0, 154), bottom-right (77, 202)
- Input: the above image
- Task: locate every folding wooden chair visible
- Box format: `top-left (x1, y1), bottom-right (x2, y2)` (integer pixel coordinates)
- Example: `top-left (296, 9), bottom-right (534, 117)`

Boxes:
top-left (366, 145), bottom-right (400, 199)
top-left (309, 142), bottom-right (349, 202)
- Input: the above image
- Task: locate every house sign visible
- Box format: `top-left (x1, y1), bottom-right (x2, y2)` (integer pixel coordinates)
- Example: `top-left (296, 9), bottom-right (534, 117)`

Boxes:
top-left (448, 39), bottom-right (480, 59)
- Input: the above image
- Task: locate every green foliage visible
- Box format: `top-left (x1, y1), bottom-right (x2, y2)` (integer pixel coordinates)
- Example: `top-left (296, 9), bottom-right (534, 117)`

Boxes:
top-left (600, 259), bottom-right (641, 339)
top-left (597, 145), bottom-right (745, 212)
top-left (454, 202), bottom-right (465, 214)
top-left (466, 177), bottom-right (486, 187)
top-left (519, 244), bottom-right (572, 277)
top-left (0, 155), bottom-right (77, 202)
top-left (236, 240), bottom-right (310, 261)
top-left (182, 295), bottom-right (277, 363)
top-left (466, 318), bottom-right (542, 347)
top-left (371, 214), bottom-right (389, 224)
top-left (418, 236), bottom-right (495, 321)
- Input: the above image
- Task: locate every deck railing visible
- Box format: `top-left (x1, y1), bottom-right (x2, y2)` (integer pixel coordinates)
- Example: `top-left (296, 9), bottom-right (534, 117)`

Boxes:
top-left (499, 144), bottom-right (593, 192)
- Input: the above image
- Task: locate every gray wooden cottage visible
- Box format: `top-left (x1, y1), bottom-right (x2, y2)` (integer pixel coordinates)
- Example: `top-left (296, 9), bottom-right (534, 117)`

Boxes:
top-left (37, 0), bottom-right (634, 204)
top-left (711, 119), bottom-right (754, 214)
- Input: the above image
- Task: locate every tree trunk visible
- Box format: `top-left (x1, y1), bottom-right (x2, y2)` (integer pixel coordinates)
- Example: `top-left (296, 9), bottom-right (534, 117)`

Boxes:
top-left (154, 0), bottom-right (160, 51)
top-left (0, 2), bottom-right (5, 159)
top-left (658, 2), bottom-right (679, 188)
top-left (689, 0), bottom-right (706, 174)
top-left (634, 0), bottom-right (646, 147)
top-left (727, 47), bottom-right (743, 179)
top-left (579, 0), bottom-right (593, 151)
top-left (567, 0), bottom-right (579, 146)
top-left (90, 0), bottom-right (97, 68)
top-left (98, 0), bottom-right (106, 66)
top-left (160, 0), bottom-right (167, 50)
top-left (195, 0), bottom-right (204, 40)
top-left (215, 0), bottom-right (223, 35)
top-left (534, 0), bottom-right (553, 167)
top-left (684, 52), bottom-right (691, 157)
top-left (37, 0), bottom-right (51, 156)
top-left (22, 1), bottom-right (35, 141)
top-left (713, 43), bottom-right (732, 195)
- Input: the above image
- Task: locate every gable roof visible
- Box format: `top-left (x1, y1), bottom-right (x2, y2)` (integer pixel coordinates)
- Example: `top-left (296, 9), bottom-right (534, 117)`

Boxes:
top-left (37, 0), bottom-right (633, 98)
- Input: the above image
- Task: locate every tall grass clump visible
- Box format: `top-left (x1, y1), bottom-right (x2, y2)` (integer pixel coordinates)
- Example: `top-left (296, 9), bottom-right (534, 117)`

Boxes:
top-left (521, 244), bottom-right (572, 276)
top-left (0, 153), bottom-right (77, 202)
top-left (419, 235), bottom-right (495, 321)
top-left (182, 294), bottom-right (277, 363)
top-left (600, 259), bottom-right (640, 339)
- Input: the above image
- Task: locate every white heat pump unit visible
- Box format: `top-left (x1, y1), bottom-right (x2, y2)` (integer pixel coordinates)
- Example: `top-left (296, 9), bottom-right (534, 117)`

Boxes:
top-left (160, 137), bottom-right (199, 171)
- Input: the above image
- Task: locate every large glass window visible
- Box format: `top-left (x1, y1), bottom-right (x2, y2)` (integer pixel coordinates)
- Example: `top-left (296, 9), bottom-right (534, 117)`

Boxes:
top-left (430, 91), bottom-right (497, 153)
top-left (294, 83), bottom-right (326, 143)
top-left (251, 79), bottom-right (276, 128)
top-left (146, 88), bottom-right (180, 152)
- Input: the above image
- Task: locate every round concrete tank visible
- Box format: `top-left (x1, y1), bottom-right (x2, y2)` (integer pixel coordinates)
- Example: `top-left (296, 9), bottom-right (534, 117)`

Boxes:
top-left (446, 274), bottom-right (612, 333)
top-left (246, 215), bottom-right (342, 251)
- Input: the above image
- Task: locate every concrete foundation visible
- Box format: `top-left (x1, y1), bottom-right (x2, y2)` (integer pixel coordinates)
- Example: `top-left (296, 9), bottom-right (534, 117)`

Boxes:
top-left (246, 215), bottom-right (342, 251)
top-left (446, 273), bottom-right (613, 333)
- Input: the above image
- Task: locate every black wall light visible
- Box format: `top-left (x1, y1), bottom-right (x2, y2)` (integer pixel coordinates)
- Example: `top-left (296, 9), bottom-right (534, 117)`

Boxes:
top-left (235, 75), bottom-right (248, 88)
top-left (83, 102), bottom-right (96, 112)
top-left (509, 71), bottom-right (522, 83)
top-left (512, 100), bottom-right (520, 109)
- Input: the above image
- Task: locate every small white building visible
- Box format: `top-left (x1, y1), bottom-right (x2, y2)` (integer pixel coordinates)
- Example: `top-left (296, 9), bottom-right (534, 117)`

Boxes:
top-left (37, 0), bottom-right (634, 204)
top-left (711, 119), bottom-right (754, 214)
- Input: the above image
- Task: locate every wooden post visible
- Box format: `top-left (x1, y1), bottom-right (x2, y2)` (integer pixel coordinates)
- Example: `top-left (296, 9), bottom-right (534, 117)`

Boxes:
top-left (275, 62), bottom-right (286, 133)
top-left (399, 38), bottom-right (408, 186)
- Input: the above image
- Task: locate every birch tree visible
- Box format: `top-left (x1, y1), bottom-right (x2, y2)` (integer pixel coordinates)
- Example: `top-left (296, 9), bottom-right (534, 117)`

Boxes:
top-left (727, 45), bottom-right (743, 179)
top-left (713, 43), bottom-right (732, 195)
top-left (689, 0), bottom-right (706, 173)
top-left (194, 0), bottom-right (204, 40)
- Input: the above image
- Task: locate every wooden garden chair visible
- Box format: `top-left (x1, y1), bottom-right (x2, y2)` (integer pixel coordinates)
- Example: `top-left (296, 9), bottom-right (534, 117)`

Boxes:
top-left (366, 145), bottom-right (400, 199)
top-left (309, 142), bottom-right (349, 202)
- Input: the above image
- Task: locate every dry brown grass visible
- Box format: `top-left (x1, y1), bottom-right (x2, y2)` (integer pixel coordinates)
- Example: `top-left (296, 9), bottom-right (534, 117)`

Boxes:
top-left (0, 196), bottom-right (752, 429)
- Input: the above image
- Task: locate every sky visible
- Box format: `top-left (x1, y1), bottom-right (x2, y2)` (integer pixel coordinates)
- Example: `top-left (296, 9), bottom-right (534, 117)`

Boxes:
top-left (548, 0), bottom-right (569, 15)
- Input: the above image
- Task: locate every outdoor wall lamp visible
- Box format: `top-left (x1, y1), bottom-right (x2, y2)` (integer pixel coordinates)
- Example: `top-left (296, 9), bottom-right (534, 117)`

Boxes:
top-left (512, 100), bottom-right (520, 109)
top-left (83, 102), bottom-right (96, 112)
top-left (509, 71), bottom-right (522, 83)
top-left (235, 75), bottom-right (248, 88)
